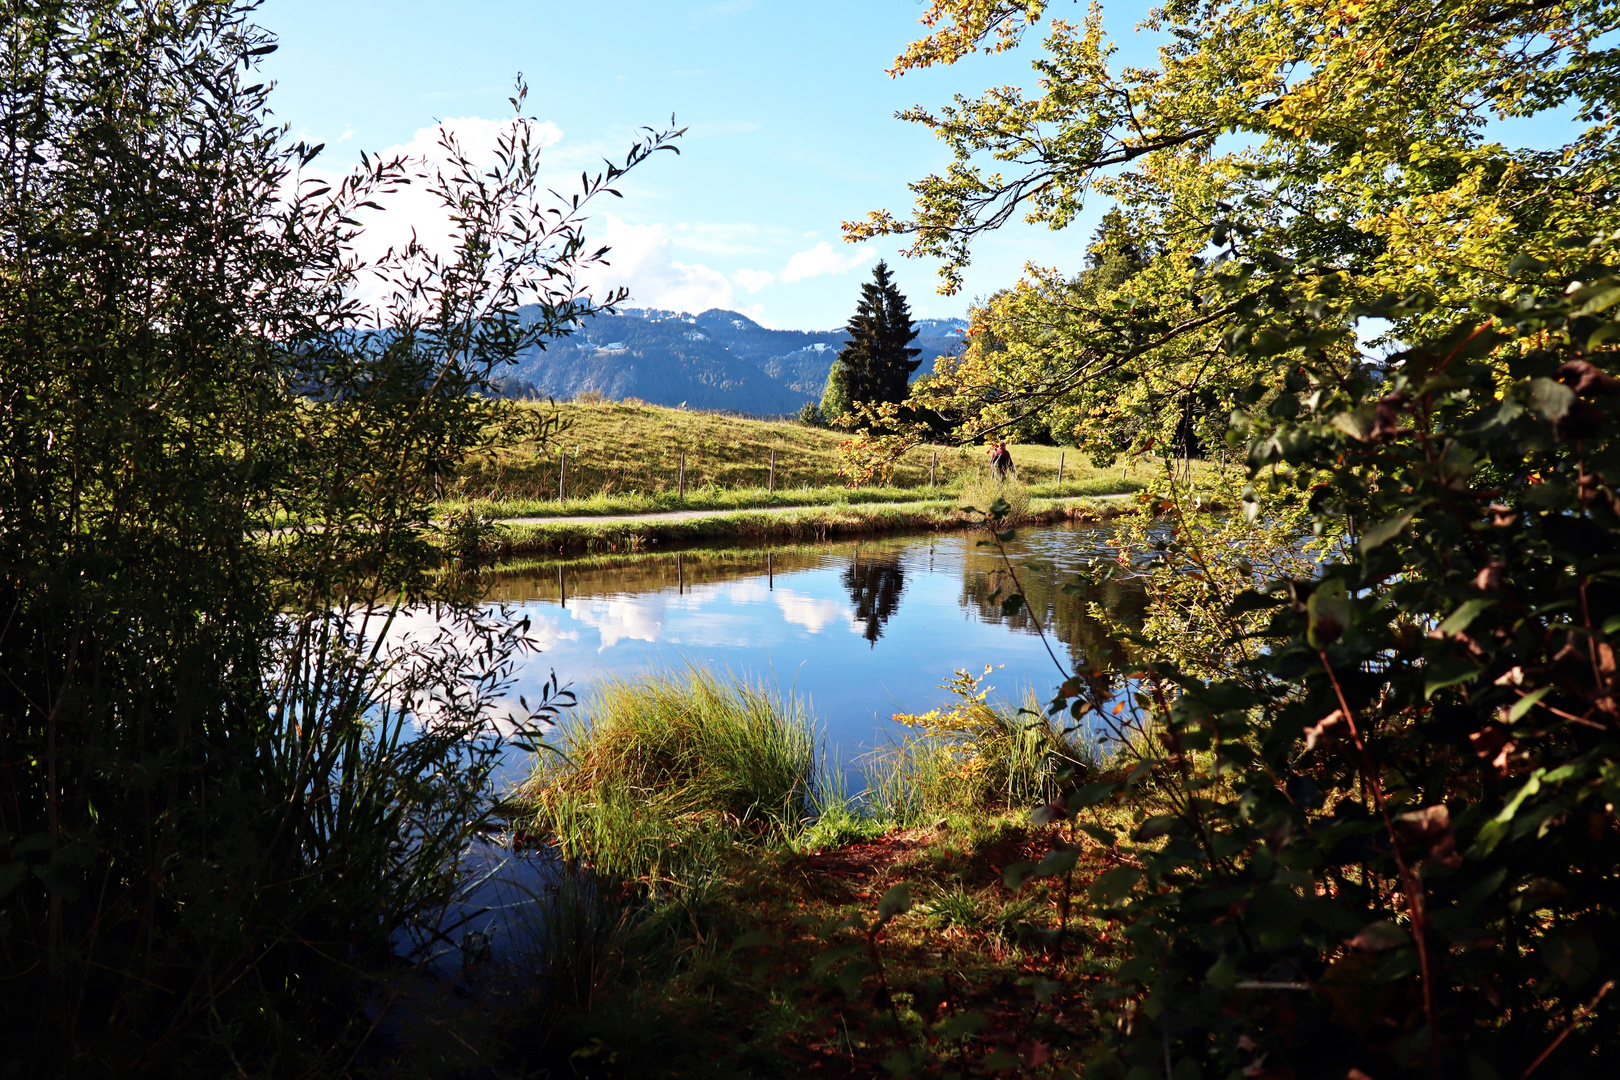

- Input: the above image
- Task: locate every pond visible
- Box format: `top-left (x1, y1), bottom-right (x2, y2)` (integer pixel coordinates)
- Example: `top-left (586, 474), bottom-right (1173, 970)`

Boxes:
top-left (407, 520), bottom-right (1155, 972)
top-left (490, 520), bottom-right (1150, 771)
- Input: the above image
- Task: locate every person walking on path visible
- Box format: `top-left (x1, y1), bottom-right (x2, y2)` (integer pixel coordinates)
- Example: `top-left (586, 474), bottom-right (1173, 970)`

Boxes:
top-left (988, 439), bottom-right (1014, 480)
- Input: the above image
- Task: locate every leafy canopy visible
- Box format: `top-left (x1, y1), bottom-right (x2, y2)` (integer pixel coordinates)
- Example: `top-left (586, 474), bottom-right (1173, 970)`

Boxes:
top-left (845, 0), bottom-right (1620, 463)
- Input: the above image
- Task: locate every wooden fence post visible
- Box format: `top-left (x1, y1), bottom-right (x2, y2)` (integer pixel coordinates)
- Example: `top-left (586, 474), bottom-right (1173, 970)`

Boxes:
top-left (678, 451), bottom-right (685, 499)
top-left (769, 448), bottom-right (776, 494)
top-left (1058, 451), bottom-right (1065, 485)
top-left (559, 451), bottom-right (566, 502)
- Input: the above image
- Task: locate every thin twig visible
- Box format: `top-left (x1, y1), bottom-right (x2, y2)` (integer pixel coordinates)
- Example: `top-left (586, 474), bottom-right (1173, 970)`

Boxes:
top-left (1318, 651), bottom-right (1439, 1074)
top-left (1520, 979), bottom-right (1614, 1079)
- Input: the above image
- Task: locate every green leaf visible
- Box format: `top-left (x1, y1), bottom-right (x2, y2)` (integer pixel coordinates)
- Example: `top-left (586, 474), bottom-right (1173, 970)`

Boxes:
top-left (1507, 685), bottom-right (1551, 722)
top-left (1069, 781), bottom-right (1119, 809)
top-left (1206, 954), bottom-right (1238, 989)
top-left (877, 882), bottom-right (912, 921)
top-left (1439, 598), bottom-right (1494, 636)
top-left (1506, 252), bottom-right (1547, 276)
top-left (1003, 862), bottom-right (1038, 890)
top-left (30, 862), bottom-right (78, 904)
top-left (1300, 896), bottom-right (1364, 933)
top-left (1077, 823), bottom-right (1117, 845)
top-left (810, 944), bottom-right (862, 976)
top-left (1540, 931), bottom-right (1601, 985)
top-left (1133, 815), bottom-right (1179, 841)
top-left (1587, 322), bottom-right (1620, 351)
top-left (729, 929), bottom-right (777, 951)
top-left (1571, 276), bottom-right (1620, 316)
top-left (835, 958), bottom-right (872, 998)
top-left (982, 1050), bottom-right (1022, 1070)
top-left (1531, 377), bottom-right (1576, 421)
top-left (1023, 976), bottom-right (1064, 1003)
top-left (1425, 655), bottom-right (1481, 698)
top-left (1036, 846), bottom-right (1080, 876)
top-left (933, 1010), bottom-right (990, 1041)
top-left (1088, 866), bottom-right (1142, 906)
top-left (0, 862), bottom-right (25, 901)
top-left (1359, 511), bottom-right (1414, 555)
top-left (881, 1049), bottom-right (920, 1078)
top-left (1307, 580), bottom-right (1351, 648)
top-left (1347, 920), bottom-right (1410, 951)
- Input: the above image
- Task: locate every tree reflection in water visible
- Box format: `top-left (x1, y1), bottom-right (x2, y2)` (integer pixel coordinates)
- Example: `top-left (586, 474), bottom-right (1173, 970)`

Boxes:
top-left (957, 541), bottom-right (1146, 686)
top-left (842, 550), bottom-right (905, 646)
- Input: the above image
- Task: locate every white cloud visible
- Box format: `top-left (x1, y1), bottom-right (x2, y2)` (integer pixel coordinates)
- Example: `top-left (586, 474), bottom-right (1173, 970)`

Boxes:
top-left (380, 115), bottom-right (563, 161)
top-left (733, 268), bottom-right (775, 293)
top-left (567, 596), bottom-right (666, 650)
top-left (335, 115), bottom-right (566, 286)
top-left (666, 220), bottom-right (781, 257)
top-left (780, 241), bottom-right (874, 284)
top-left (720, 581), bottom-right (847, 634)
top-left (590, 215), bottom-right (736, 312)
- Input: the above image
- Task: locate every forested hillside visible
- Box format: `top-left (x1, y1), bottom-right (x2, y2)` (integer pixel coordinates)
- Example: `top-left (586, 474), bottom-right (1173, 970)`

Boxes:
top-left (500, 305), bottom-right (966, 412)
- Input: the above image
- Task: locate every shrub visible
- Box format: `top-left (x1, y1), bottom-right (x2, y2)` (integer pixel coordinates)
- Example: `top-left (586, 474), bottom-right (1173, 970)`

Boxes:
top-left (956, 466), bottom-right (1031, 522)
top-left (0, 4), bottom-right (673, 1073)
top-left (874, 669), bottom-right (1097, 824)
top-left (1005, 257), bottom-right (1620, 1076)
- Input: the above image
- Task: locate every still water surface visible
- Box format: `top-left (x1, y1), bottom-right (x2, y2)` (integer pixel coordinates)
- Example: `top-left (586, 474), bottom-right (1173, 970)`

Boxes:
top-left (412, 522), bottom-right (1151, 970)
top-left (491, 521), bottom-right (1147, 766)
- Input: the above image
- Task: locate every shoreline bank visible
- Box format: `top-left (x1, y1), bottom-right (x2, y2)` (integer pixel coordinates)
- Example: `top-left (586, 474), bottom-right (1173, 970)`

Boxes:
top-left (485, 493), bottom-right (1140, 560)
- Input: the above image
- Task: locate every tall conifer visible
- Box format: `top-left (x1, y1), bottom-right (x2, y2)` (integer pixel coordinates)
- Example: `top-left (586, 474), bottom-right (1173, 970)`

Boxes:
top-left (820, 261), bottom-right (921, 425)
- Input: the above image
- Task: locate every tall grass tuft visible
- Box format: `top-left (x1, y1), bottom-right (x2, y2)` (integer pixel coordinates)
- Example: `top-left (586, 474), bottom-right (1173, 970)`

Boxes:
top-left (523, 669), bottom-right (816, 881)
top-left (956, 465), bottom-right (1032, 522)
top-left (874, 672), bottom-right (1099, 825)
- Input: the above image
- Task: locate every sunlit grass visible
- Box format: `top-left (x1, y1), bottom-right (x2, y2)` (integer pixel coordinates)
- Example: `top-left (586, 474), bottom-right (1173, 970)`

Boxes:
top-left (448, 399), bottom-right (1166, 517)
top-left (519, 669), bottom-right (817, 882)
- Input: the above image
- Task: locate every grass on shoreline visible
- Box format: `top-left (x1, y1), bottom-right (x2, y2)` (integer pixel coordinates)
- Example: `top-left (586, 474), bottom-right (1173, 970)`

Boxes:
top-left (479, 670), bottom-right (1121, 1079)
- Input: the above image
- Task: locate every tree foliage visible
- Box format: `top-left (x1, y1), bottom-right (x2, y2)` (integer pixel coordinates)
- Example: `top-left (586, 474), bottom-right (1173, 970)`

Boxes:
top-left (979, 257), bottom-right (1620, 1076)
top-left (845, 0), bottom-right (1620, 465)
top-left (0, 2), bottom-right (675, 1073)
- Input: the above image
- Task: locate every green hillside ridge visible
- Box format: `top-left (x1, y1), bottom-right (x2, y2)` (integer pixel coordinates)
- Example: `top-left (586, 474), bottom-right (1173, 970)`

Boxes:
top-left (449, 398), bottom-right (1165, 517)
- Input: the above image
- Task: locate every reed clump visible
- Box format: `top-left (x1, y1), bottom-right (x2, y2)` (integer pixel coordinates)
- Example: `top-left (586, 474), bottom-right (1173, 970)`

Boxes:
top-left (955, 466), bottom-right (1032, 522)
top-left (871, 671), bottom-right (1099, 826)
top-left (522, 670), bottom-right (816, 880)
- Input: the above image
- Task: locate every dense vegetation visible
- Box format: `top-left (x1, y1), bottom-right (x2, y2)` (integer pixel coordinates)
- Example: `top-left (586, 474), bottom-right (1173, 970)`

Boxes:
top-left (0, 2), bottom-right (671, 1074)
top-left (12, 0), bottom-right (1620, 1075)
top-left (828, 0), bottom-right (1620, 1074)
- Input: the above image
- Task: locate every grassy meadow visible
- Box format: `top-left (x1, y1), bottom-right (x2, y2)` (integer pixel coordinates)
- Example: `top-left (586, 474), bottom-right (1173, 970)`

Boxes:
top-left (448, 399), bottom-right (1177, 518)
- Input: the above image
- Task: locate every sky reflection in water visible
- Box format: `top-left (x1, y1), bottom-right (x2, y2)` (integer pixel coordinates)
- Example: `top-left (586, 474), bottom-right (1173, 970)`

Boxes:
top-left (489, 522), bottom-right (1146, 767)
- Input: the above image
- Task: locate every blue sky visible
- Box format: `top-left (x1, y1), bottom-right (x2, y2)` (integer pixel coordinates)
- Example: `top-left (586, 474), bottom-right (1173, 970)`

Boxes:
top-left (259, 0), bottom-right (1164, 330)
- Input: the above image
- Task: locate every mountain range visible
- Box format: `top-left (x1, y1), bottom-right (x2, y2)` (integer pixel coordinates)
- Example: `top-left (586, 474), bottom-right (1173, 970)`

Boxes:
top-left (501, 306), bottom-right (968, 414)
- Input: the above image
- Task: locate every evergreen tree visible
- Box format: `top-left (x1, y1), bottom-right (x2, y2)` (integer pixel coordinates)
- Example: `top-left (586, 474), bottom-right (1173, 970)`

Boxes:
top-left (820, 261), bottom-right (921, 425)
top-left (819, 357), bottom-right (854, 426)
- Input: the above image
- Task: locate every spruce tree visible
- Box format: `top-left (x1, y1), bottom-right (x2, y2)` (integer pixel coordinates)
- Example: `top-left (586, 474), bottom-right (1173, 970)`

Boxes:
top-left (820, 261), bottom-right (921, 425)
